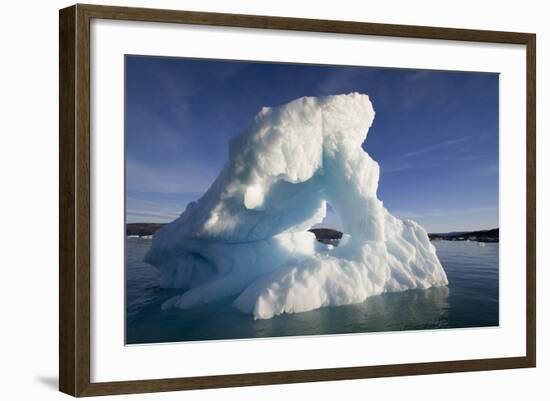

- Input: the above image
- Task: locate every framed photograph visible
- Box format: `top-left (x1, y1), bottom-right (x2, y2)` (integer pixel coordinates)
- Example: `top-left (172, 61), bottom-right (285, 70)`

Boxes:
top-left (59, 4), bottom-right (536, 397)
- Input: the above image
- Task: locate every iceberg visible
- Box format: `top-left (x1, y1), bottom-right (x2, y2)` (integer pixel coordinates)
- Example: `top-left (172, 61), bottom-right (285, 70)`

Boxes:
top-left (146, 93), bottom-right (448, 319)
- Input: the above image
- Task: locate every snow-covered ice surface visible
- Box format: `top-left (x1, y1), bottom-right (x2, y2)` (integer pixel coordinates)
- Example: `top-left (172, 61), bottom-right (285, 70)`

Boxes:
top-left (146, 93), bottom-right (448, 319)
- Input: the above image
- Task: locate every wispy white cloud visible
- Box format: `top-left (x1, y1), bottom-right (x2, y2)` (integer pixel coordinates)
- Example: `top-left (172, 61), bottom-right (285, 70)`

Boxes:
top-left (401, 136), bottom-right (472, 158)
top-left (126, 196), bottom-right (190, 223)
top-left (405, 70), bottom-right (433, 81)
top-left (379, 136), bottom-right (478, 173)
top-left (126, 209), bottom-right (180, 223)
top-left (393, 205), bottom-right (497, 220)
top-left (391, 205), bottom-right (498, 233)
top-left (126, 159), bottom-right (218, 194)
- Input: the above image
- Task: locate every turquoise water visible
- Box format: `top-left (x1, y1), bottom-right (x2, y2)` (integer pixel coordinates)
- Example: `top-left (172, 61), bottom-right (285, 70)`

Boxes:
top-left (126, 238), bottom-right (498, 344)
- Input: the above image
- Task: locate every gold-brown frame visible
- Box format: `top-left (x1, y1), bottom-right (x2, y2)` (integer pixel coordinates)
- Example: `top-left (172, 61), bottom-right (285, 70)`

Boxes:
top-left (59, 3), bottom-right (536, 397)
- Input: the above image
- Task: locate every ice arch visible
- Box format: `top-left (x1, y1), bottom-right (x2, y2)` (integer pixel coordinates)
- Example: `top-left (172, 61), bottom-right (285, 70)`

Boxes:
top-left (146, 93), bottom-right (448, 319)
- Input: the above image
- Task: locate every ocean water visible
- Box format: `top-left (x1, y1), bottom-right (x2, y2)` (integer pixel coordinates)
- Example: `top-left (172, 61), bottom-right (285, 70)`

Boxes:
top-left (126, 238), bottom-right (498, 344)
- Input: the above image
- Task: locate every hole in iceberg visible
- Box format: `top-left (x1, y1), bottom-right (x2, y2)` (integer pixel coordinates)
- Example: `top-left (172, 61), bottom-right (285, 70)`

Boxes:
top-left (309, 202), bottom-right (344, 247)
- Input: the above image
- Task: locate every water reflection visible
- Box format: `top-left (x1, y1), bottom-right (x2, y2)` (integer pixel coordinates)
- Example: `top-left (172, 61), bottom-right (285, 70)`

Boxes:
top-left (250, 285), bottom-right (451, 338)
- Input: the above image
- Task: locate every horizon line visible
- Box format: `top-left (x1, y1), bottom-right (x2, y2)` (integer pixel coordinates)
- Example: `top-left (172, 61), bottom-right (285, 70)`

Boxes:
top-left (125, 221), bottom-right (499, 235)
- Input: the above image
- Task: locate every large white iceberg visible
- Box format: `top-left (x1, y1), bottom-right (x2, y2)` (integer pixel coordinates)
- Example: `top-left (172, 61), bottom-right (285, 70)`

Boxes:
top-left (146, 93), bottom-right (448, 319)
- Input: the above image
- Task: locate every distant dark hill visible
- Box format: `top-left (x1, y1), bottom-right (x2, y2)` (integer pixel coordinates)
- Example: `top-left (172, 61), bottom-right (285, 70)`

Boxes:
top-left (308, 228), bottom-right (343, 245)
top-left (429, 228), bottom-right (499, 243)
top-left (126, 223), bottom-right (165, 237)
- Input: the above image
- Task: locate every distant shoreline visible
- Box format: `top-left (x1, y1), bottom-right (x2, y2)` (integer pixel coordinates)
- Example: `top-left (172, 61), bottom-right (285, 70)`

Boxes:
top-left (428, 228), bottom-right (499, 243)
top-left (126, 223), bottom-right (499, 243)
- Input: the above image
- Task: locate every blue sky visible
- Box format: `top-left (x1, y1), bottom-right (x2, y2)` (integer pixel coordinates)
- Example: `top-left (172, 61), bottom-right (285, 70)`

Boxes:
top-left (125, 56), bottom-right (499, 233)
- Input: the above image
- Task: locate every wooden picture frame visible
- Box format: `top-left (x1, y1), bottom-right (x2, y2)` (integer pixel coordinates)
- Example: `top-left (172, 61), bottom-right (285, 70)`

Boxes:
top-left (59, 3), bottom-right (536, 397)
